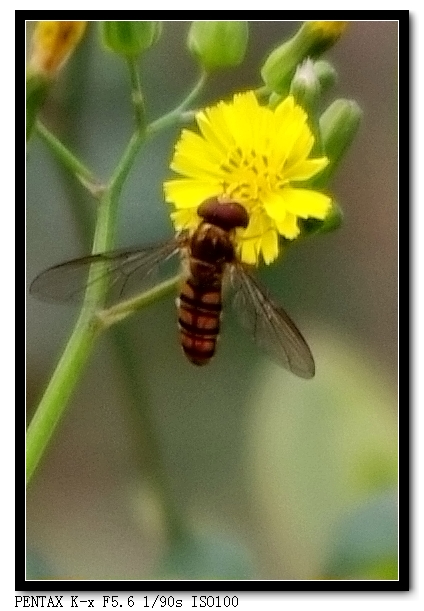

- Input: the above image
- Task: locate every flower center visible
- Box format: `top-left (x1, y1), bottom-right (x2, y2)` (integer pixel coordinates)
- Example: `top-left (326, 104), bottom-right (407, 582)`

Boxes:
top-left (219, 146), bottom-right (286, 209)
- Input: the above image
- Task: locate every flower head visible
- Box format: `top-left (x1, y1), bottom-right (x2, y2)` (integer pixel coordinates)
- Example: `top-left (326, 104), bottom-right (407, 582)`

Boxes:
top-left (164, 91), bottom-right (331, 265)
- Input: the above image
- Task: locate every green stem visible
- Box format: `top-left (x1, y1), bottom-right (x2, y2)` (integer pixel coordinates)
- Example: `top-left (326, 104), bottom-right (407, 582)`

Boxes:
top-left (127, 57), bottom-right (146, 134)
top-left (109, 131), bottom-right (145, 202)
top-left (26, 71), bottom-right (50, 141)
top-left (35, 121), bottom-right (104, 196)
top-left (147, 70), bottom-right (207, 136)
top-left (27, 129), bottom-right (147, 485)
top-left (26, 313), bottom-right (98, 484)
top-left (97, 275), bottom-right (180, 328)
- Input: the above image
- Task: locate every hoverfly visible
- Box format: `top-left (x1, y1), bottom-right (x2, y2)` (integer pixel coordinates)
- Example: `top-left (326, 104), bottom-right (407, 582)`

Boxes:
top-left (30, 197), bottom-right (315, 378)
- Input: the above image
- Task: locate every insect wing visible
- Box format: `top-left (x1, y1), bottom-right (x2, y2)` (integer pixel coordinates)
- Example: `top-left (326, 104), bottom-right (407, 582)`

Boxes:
top-left (231, 265), bottom-right (315, 378)
top-left (30, 238), bottom-right (181, 304)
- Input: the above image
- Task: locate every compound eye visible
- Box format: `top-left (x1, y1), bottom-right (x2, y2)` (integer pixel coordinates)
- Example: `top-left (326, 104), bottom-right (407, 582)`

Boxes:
top-left (198, 197), bottom-right (249, 230)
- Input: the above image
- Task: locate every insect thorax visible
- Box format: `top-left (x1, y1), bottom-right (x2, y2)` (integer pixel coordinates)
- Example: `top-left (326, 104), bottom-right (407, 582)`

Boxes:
top-left (190, 223), bottom-right (235, 266)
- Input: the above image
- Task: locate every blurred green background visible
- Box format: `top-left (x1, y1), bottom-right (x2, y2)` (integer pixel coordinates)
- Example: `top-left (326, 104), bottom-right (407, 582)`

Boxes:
top-left (26, 21), bottom-right (398, 580)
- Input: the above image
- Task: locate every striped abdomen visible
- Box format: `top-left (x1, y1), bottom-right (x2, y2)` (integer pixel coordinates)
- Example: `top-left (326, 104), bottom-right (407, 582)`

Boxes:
top-left (177, 198), bottom-right (249, 366)
top-left (178, 276), bottom-right (222, 366)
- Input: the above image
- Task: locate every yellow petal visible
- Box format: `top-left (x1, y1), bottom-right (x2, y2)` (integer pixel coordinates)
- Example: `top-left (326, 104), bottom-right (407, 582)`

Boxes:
top-left (163, 179), bottom-right (220, 207)
top-left (282, 187), bottom-right (331, 219)
top-left (260, 229), bottom-right (279, 264)
top-left (171, 129), bottom-right (225, 179)
top-left (275, 212), bottom-right (300, 239)
top-left (171, 151), bottom-right (224, 182)
top-left (170, 207), bottom-right (200, 231)
top-left (175, 129), bottom-right (223, 162)
top-left (201, 99), bottom-right (243, 152)
top-left (241, 207), bottom-right (273, 237)
top-left (222, 92), bottom-right (266, 152)
top-left (283, 156), bottom-right (329, 182)
top-left (236, 206), bottom-right (274, 265)
top-left (273, 106), bottom-right (314, 165)
top-left (274, 95), bottom-right (296, 121)
top-left (238, 238), bottom-right (258, 265)
top-left (263, 191), bottom-right (287, 222)
top-left (196, 110), bottom-right (234, 154)
top-left (285, 126), bottom-right (314, 166)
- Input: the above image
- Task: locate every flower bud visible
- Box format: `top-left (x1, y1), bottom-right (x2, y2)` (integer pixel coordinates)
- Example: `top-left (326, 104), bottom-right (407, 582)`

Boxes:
top-left (261, 21), bottom-right (347, 94)
top-left (301, 200), bottom-right (343, 236)
top-left (320, 200), bottom-right (343, 233)
top-left (313, 60), bottom-right (337, 93)
top-left (28, 21), bottom-right (87, 77)
top-left (187, 21), bottom-right (248, 71)
top-left (315, 99), bottom-right (362, 186)
top-left (26, 21), bottom-right (87, 140)
top-left (101, 21), bottom-right (162, 57)
top-left (303, 21), bottom-right (348, 54)
top-left (290, 58), bottom-right (321, 110)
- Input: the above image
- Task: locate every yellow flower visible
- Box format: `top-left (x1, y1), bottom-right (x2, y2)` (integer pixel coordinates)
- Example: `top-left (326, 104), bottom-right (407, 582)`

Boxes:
top-left (164, 91), bottom-right (331, 265)
top-left (29, 21), bottom-right (87, 76)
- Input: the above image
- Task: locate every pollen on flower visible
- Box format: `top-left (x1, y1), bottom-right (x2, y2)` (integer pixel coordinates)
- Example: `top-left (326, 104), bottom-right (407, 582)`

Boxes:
top-left (164, 91), bottom-right (331, 265)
